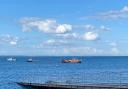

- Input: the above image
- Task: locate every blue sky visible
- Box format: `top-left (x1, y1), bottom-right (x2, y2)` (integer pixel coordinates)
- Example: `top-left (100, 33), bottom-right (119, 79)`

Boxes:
top-left (0, 0), bottom-right (128, 56)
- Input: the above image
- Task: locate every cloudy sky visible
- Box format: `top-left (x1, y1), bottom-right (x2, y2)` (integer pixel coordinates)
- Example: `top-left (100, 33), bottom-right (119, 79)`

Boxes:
top-left (0, 0), bottom-right (128, 56)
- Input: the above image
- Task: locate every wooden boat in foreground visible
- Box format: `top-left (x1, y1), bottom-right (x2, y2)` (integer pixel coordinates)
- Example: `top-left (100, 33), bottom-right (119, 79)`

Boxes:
top-left (16, 82), bottom-right (128, 89)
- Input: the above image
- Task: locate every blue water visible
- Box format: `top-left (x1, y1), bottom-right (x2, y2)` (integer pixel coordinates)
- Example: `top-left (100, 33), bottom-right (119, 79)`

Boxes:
top-left (0, 56), bottom-right (128, 89)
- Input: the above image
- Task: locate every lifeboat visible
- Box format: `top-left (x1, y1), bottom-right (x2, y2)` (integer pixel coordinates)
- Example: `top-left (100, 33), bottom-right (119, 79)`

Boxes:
top-left (62, 58), bottom-right (81, 63)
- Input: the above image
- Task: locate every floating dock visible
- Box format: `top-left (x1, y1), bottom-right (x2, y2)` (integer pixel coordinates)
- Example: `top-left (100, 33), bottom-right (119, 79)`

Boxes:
top-left (17, 82), bottom-right (128, 89)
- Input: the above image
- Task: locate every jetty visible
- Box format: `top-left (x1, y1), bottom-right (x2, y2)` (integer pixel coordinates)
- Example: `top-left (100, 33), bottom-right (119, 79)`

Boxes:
top-left (17, 82), bottom-right (128, 89)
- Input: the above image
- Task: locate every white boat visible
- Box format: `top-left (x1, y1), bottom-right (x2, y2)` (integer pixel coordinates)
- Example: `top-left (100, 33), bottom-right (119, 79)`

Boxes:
top-left (7, 58), bottom-right (16, 62)
top-left (27, 58), bottom-right (33, 62)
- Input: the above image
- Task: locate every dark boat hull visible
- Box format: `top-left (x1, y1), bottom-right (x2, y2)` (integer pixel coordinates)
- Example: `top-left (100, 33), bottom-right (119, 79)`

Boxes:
top-left (17, 82), bottom-right (128, 89)
top-left (17, 82), bottom-right (75, 89)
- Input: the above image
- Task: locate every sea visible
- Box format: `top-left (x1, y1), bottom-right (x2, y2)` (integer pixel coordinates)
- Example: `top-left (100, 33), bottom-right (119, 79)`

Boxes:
top-left (0, 56), bottom-right (128, 89)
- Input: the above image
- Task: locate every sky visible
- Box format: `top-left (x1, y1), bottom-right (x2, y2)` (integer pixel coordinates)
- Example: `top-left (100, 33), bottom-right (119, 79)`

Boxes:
top-left (0, 0), bottom-right (128, 56)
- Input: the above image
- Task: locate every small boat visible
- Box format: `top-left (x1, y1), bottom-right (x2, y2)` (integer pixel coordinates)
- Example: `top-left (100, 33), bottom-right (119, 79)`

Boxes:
top-left (27, 58), bottom-right (33, 62)
top-left (62, 58), bottom-right (81, 63)
top-left (7, 58), bottom-right (16, 62)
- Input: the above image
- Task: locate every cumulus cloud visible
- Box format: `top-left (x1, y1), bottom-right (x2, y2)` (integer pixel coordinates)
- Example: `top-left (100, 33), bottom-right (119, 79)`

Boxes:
top-left (63, 46), bottom-right (103, 55)
top-left (83, 6), bottom-right (128, 20)
top-left (56, 33), bottom-right (78, 39)
top-left (10, 41), bottom-right (17, 45)
top-left (122, 6), bottom-right (128, 12)
top-left (109, 42), bottom-right (117, 46)
top-left (0, 34), bottom-right (19, 45)
top-left (20, 17), bottom-right (72, 34)
top-left (84, 25), bottom-right (95, 30)
top-left (33, 39), bottom-right (68, 49)
top-left (82, 25), bottom-right (109, 41)
top-left (56, 24), bottom-right (72, 34)
top-left (44, 39), bottom-right (68, 45)
top-left (74, 24), bottom-right (110, 32)
top-left (57, 31), bottom-right (99, 41)
top-left (57, 25), bottom-right (109, 41)
top-left (83, 32), bottom-right (99, 41)
top-left (100, 26), bottom-right (110, 32)
top-left (111, 47), bottom-right (120, 54)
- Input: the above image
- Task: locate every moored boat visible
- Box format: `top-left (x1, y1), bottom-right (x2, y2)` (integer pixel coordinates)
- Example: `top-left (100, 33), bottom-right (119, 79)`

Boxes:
top-left (7, 58), bottom-right (16, 62)
top-left (62, 58), bottom-right (81, 63)
top-left (27, 58), bottom-right (33, 62)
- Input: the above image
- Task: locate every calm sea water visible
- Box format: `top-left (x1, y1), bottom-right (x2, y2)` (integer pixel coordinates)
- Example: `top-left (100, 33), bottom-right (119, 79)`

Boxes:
top-left (0, 56), bottom-right (128, 89)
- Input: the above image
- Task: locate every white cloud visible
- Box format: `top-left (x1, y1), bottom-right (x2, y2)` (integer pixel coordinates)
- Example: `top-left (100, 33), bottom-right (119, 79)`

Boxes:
top-left (56, 33), bottom-right (78, 39)
top-left (33, 39), bottom-right (68, 48)
top-left (22, 25), bottom-right (32, 32)
top-left (10, 41), bottom-right (17, 45)
top-left (76, 24), bottom-right (110, 32)
top-left (56, 31), bottom-right (99, 41)
top-left (0, 34), bottom-right (19, 45)
top-left (84, 6), bottom-right (128, 20)
top-left (122, 6), bottom-right (128, 12)
top-left (44, 39), bottom-right (68, 45)
top-left (83, 32), bottom-right (99, 41)
top-left (57, 25), bottom-right (109, 41)
top-left (100, 26), bottom-right (110, 32)
top-left (111, 47), bottom-right (120, 54)
top-left (84, 24), bottom-right (95, 30)
top-left (56, 24), bottom-right (72, 34)
top-left (109, 42), bottom-right (117, 46)
top-left (20, 18), bottom-right (72, 34)
top-left (63, 46), bottom-right (103, 55)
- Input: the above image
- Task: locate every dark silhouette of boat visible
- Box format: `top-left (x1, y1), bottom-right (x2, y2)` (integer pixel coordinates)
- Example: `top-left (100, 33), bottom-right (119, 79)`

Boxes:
top-left (27, 58), bottom-right (33, 62)
top-left (16, 82), bottom-right (128, 89)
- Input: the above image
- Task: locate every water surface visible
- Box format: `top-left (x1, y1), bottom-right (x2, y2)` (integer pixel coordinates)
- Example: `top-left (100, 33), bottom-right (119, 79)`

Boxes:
top-left (0, 56), bottom-right (128, 89)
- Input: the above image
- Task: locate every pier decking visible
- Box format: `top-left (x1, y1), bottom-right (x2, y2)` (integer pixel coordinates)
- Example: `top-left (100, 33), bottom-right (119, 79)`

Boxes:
top-left (17, 82), bottom-right (128, 89)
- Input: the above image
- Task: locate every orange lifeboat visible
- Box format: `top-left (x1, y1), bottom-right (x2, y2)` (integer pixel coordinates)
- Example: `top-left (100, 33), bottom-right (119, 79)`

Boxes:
top-left (62, 58), bottom-right (81, 63)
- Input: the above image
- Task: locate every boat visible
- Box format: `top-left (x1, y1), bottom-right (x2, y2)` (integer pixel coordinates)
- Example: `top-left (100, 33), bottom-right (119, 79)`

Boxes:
top-left (62, 58), bottom-right (81, 63)
top-left (27, 58), bottom-right (33, 62)
top-left (7, 58), bottom-right (16, 62)
top-left (17, 82), bottom-right (127, 89)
